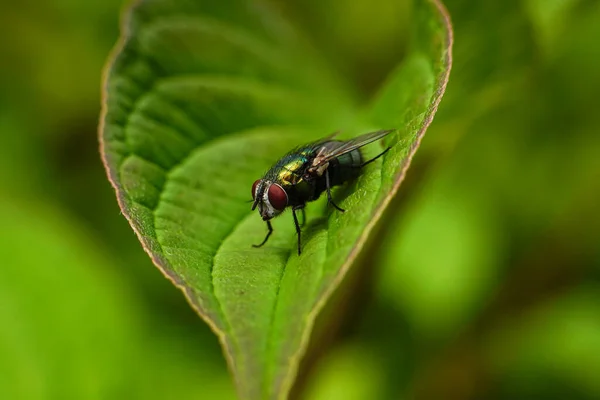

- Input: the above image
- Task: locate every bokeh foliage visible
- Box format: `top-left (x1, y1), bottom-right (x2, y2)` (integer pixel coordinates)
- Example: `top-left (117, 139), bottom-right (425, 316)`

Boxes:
top-left (1, 0), bottom-right (599, 399)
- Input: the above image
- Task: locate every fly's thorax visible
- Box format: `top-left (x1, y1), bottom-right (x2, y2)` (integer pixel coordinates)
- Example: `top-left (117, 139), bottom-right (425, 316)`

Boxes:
top-left (271, 154), bottom-right (309, 186)
top-left (284, 179), bottom-right (314, 205)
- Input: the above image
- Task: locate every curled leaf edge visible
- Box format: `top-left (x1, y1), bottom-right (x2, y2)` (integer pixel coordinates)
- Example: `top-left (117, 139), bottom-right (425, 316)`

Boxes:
top-left (98, 0), bottom-right (454, 397)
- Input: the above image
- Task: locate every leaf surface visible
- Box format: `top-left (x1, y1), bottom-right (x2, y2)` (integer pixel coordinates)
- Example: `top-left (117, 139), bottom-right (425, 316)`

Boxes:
top-left (100, 0), bottom-right (452, 398)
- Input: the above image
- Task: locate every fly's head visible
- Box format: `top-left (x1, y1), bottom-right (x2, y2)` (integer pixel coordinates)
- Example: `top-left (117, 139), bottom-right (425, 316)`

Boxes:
top-left (251, 179), bottom-right (288, 221)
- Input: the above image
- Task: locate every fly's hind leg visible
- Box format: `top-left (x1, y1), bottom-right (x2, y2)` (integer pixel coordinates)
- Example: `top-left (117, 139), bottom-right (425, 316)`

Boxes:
top-left (325, 168), bottom-right (345, 212)
top-left (357, 146), bottom-right (391, 168)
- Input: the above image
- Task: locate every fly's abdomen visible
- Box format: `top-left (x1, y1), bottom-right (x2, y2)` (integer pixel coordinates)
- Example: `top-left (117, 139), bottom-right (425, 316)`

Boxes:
top-left (328, 149), bottom-right (363, 186)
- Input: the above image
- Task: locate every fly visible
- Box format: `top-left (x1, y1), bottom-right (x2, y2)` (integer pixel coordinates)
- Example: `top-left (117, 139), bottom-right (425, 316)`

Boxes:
top-left (251, 129), bottom-right (394, 255)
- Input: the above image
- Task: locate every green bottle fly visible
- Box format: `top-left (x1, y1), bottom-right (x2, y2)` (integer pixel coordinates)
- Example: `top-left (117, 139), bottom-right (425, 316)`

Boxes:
top-left (251, 129), bottom-right (393, 254)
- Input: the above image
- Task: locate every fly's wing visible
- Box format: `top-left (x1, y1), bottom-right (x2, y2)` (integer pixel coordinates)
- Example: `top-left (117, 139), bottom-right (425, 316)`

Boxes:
top-left (283, 131), bottom-right (341, 157)
top-left (311, 129), bottom-right (393, 167)
top-left (306, 130), bottom-right (340, 149)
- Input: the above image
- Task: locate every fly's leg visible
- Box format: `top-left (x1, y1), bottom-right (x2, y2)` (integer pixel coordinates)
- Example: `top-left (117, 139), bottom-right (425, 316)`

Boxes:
top-left (325, 168), bottom-right (345, 212)
top-left (300, 207), bottom-right (306, 227)
top-left (357, 147), bottom-right (391, 168)
top-left (292, 206), bottom-right (303, 255)
top-left (253, 220), bottom-right (273, 248)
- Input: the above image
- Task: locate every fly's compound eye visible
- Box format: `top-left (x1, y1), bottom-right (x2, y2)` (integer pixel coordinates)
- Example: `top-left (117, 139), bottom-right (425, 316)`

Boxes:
top-left (267, 183), bottom-right (288, 211)
top-left (252, 179), bottom-right (261, 200)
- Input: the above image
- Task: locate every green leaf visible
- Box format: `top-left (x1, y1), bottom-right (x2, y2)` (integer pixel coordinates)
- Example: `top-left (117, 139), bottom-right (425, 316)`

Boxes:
top-left (100, 0), bottom-right (452, 398)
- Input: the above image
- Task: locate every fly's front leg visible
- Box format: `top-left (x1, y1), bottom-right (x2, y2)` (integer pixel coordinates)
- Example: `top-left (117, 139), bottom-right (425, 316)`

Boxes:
top-left (292, 206), bottom-right (303, 255)
top-left (253, 220), bottom-right (273, 248)
top-left (325, 168), bottom-right (345, 212)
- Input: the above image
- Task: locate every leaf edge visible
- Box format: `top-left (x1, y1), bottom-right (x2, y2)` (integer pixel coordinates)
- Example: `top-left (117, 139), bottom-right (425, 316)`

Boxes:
top-left (98, 0), bottom-right (454, 398)
top-left (271, 0), bottom-right (454, 397)
top-left (97, 0), bottom-right (242, 391)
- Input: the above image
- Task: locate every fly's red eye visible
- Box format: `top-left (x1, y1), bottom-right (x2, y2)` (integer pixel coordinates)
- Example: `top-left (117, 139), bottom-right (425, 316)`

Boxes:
top-left (268, 184), bottom-right (288, 210)
top-left (252, 180), bottom-right (261, 200)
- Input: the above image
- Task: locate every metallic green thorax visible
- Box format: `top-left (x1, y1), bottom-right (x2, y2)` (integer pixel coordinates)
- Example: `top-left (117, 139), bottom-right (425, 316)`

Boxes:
top-left (262, 143), bottom-right (363, 207)
top-left (273, 151), bottom-right (311, 186)
top-left (263, 147), bottom-right (314, 205)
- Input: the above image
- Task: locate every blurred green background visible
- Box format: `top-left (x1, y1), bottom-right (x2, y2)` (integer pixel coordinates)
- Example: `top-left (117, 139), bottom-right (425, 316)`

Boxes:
top-left (1, 0), bottom-right (599, 399)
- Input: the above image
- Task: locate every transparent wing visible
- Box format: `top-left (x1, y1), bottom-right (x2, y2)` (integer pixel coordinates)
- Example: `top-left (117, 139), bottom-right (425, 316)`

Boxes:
top-left (312, 129), bottom-right (393, 166)
top-left (306, 130), bottom-right (340, 148)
